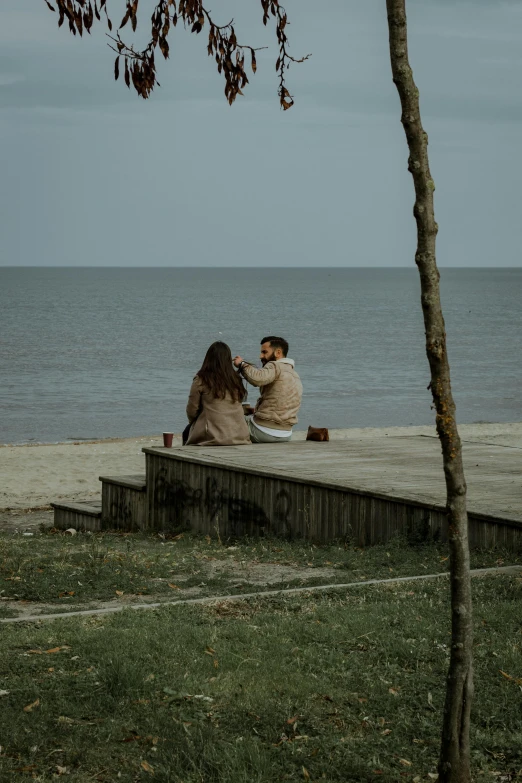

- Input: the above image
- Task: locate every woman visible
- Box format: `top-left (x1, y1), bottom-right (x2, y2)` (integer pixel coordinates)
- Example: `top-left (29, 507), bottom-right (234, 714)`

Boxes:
top-left (184, 341), bottom-right (251, 446)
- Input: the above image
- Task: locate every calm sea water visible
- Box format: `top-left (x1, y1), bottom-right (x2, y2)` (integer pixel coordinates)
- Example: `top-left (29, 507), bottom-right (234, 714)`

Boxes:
top-left (1, 267), bottom-right (520, 445)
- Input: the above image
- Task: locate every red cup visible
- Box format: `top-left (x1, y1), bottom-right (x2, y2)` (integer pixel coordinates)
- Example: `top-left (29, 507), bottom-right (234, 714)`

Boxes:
top-left (163, 432), bottom-right (174, 448)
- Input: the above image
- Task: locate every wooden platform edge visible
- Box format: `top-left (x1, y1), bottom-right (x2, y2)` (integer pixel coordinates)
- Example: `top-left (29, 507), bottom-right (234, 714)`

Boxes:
top-left (99, 474), bottom-right (146, 491)
top-left (142, 447), bottom-right (522, 530)
top-left (51, 500), bottom-right (102, 533)
top-left (51, 501), bottom-right (101, 517)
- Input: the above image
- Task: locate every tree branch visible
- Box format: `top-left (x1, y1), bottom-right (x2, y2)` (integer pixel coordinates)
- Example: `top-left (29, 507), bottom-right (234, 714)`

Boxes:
top-left (43, 0), bottom-right (310, 106)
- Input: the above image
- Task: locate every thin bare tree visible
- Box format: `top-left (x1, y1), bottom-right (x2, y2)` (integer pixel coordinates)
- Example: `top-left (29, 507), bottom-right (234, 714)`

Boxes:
top-left (42, 1), bottom-right (474, 779)
top-left (386, 4), bottom-right (473, 781)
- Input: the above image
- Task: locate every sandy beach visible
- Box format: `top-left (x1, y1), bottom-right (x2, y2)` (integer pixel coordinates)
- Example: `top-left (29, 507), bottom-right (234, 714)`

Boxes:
top-left (1, 422), bottom-right (521, 515)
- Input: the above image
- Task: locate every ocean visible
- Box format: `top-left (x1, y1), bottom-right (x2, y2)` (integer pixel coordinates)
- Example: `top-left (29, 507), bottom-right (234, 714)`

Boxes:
top-left (1, 267), bottom-right (520, 445)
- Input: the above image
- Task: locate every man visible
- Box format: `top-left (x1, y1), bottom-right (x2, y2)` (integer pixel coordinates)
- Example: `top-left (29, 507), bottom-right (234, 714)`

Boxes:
top-left (233, 336), bottom-right (303, 443)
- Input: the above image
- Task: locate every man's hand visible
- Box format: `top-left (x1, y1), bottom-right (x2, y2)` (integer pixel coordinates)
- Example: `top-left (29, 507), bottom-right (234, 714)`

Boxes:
top-left (233, 356), bottom-right (243, 368)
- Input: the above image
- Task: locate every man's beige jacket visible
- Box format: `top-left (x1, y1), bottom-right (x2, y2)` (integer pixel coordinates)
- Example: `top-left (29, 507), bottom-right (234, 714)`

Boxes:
top-left (241, 358), bottom-right (303, 431)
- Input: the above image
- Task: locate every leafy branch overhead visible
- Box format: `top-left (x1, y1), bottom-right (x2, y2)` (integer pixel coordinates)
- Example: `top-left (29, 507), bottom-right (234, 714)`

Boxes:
top-left (43, 0), bottom-right (311, 107)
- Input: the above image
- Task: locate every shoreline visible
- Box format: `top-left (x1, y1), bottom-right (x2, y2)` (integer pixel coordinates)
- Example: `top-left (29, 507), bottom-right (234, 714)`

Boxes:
top-left (1, 420), bottom-right (521, 449)
top-left (0, 422), bottom-right (520, 514)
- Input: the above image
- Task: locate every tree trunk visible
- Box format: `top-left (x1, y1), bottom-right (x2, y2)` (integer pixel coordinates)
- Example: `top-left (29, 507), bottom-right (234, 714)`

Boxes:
top-left (385, 2), bottom-right (474, 781)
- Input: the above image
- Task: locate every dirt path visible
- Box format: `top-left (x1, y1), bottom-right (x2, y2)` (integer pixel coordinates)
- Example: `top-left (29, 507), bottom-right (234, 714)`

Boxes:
top-left (0, 558), bottom-right (343, 622)
top-left (2, 565), bottom-right (520, 625)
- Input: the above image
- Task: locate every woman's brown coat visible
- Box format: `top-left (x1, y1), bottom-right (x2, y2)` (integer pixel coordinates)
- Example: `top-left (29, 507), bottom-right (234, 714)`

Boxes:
top-left (185, 376), bottom-right (251, 446)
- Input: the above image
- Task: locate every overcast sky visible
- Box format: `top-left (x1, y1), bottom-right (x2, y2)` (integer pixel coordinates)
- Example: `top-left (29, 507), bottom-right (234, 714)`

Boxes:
top-left (1, 0), bottom-right (521, 267)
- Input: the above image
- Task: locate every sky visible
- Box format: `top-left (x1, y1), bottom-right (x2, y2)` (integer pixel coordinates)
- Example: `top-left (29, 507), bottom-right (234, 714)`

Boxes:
top-left (1, 0), bottom-right (521, 267)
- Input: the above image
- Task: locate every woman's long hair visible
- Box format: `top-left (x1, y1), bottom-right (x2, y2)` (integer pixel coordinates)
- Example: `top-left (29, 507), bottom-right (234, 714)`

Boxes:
top-left (197, 341), bottom-right (245, 403)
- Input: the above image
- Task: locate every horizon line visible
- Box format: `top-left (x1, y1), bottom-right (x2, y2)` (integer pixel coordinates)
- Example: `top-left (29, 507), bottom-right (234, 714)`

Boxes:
top-left (1, 266), bottom-right (520, 270)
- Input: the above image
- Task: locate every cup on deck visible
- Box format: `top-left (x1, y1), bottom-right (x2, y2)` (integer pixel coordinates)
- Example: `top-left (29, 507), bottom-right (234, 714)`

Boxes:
top-left (163, 432), bottom-right (174, 448)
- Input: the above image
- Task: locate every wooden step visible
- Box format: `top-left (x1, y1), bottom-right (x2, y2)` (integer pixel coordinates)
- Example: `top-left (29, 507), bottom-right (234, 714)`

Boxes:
top-left (51, 500), bottom-right (102, 532)
top-left (99, 474), bottom-right (147, 531)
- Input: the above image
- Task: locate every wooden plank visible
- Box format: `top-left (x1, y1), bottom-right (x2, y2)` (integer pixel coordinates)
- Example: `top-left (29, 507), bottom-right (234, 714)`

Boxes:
top-left (52, 501), bottom-right (101, 533)
top-left (99, 474), bottom-right (146, 491)
top-left (52, 500), bottom-right (101, 516)
top-left (101, 479), bottom-right (147, 531)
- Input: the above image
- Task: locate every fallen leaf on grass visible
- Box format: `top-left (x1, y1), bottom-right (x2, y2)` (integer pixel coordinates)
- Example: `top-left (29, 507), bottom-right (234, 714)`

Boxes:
top-left (287, 715), bottom-right (299, 725)
top-left (121, 734), bottom-right (141, 743)
top-left (58, 591), bottom-right (75, 598)
top-left (427, 774), bottom-right (439, 780)
top-left (56, 766), bottom-right (67, 775)
top-left (388, 687), bottom-right (401, 697)
top-left (168, 584), bottom-right (181, 590)
top-left (399, 758), bottom-right (412, 767)
top-left (57, 715), bottom-right (102, 725)
top-left (0, 690), bottom-right (9, 697)
top-left (500, 670), bottom-right (522, 686)
top-left (115, 590), bottom-right (124, 597)
top-left (28, 646), bottom-right (69, 655)
top-left (381, 729), bottom-right (392, 736)
top-left (302, 767), bottom-right (310, 780)
top-left (141, 760), bottom-right (154, 774)
top-left (23, 698), bottom-right (40, 713)
top-left (204, 646), bottom-right (215, 656)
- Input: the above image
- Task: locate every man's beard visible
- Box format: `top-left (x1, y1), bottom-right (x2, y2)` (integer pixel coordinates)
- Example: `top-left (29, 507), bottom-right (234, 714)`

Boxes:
top-left (261, 351), bottom-right (277, 367)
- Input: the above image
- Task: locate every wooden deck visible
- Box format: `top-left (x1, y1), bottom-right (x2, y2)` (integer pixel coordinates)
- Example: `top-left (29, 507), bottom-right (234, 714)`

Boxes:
top-left (143, 435), bottom-right (522, 548)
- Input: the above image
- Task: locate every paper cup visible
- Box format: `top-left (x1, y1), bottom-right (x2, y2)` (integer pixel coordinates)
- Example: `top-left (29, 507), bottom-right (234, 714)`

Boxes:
top-left (163, 432), bottom-right (174, 448)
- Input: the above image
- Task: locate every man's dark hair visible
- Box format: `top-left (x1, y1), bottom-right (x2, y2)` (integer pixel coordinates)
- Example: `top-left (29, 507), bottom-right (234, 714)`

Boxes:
top-left (261, 336), bottom-right (289, 357)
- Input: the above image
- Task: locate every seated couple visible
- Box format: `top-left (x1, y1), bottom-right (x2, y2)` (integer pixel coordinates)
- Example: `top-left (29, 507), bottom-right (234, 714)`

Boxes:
top-left (184, 336), bottom-right (303, 446)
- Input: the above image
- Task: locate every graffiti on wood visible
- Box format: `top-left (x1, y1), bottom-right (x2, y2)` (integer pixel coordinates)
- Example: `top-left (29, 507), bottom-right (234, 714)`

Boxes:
top-left (153, 468), bottom-right (294, 536)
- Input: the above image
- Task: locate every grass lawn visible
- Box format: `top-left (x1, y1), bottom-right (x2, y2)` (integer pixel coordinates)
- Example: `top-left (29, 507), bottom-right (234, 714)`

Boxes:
top-left (1, 572), bottom-right (521, 782)
top-left (0, 530), bottom-right (520, 615)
